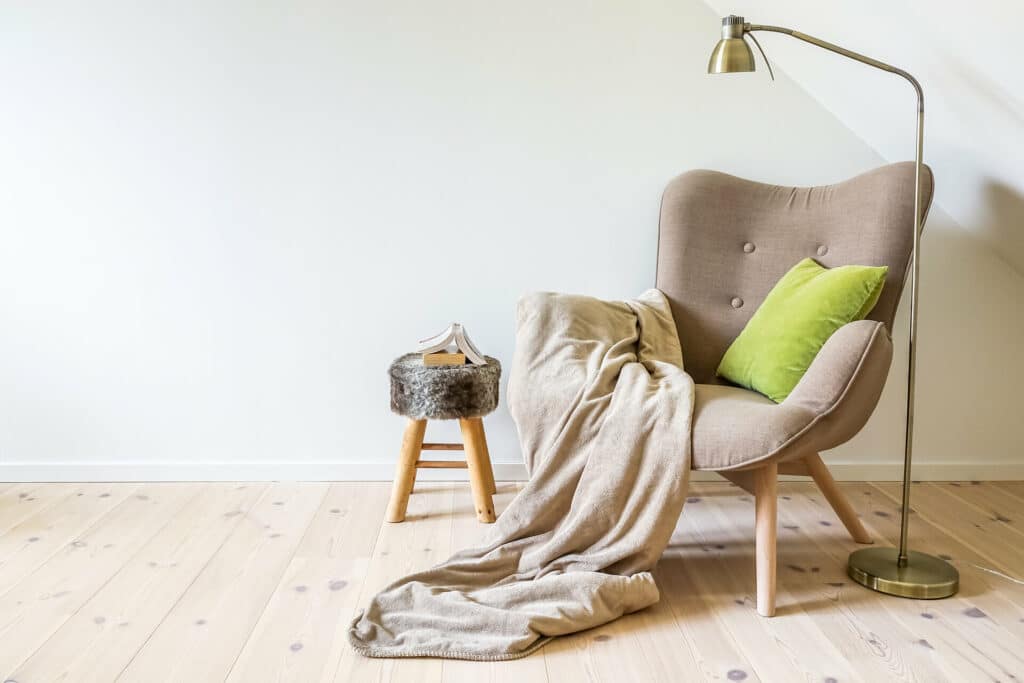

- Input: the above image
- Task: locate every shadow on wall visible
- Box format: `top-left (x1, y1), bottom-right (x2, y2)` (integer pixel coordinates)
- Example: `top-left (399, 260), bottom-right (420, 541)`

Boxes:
top-left (980, 180), bottom-right (1024, 276)
top-left (938, 53), bottom-right (1024, 276)
top-left (911, 208), bottom-right (1023, 463)
top-left (833, 197), bottom-right (1024, 469)
top-left (942, 55), bottom-right (1024, 128)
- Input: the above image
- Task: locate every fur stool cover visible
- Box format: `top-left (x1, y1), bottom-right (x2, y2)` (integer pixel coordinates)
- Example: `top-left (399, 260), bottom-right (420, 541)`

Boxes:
top-left (389, 353), bottom-right (501, 420)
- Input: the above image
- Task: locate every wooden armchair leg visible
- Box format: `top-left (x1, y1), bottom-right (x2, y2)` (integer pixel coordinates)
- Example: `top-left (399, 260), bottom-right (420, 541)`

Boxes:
top-left (753, 463), bottom-right (777, 617)
top-left (804, 454), bottom-right (872, 544)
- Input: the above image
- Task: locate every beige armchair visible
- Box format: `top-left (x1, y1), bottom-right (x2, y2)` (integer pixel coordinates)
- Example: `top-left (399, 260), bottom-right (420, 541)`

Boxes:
top-left (656, 162), bottom-right (933, 616)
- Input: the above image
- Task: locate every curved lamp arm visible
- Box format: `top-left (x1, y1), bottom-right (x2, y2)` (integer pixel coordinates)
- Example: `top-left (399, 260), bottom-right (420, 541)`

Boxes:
top-left (742, 21), bottom-right (925, 568)
top-left (746, 24), bottom-right (923, 108)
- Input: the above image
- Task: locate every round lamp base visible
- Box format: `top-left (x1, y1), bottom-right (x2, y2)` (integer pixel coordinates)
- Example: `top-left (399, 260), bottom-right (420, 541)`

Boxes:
top-left (848, 547), bottom-right (958, 599)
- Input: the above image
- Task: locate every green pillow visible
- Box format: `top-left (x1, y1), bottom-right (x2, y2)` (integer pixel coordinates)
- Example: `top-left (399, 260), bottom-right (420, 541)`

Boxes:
top-left (716, 257), bottom-right (887, 403)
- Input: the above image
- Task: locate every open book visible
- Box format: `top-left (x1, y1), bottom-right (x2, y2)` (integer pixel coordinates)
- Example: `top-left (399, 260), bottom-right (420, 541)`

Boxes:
top-left (416, 323), bottom-right (487, 365)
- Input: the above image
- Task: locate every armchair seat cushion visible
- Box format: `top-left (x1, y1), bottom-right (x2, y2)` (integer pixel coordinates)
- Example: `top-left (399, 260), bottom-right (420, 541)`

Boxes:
top-left (691, 319), bottom-right (894, 471)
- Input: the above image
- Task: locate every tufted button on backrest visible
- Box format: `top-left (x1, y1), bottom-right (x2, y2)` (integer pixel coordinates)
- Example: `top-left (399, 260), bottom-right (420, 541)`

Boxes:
top-left (655, 162), bottom-right (933, 383)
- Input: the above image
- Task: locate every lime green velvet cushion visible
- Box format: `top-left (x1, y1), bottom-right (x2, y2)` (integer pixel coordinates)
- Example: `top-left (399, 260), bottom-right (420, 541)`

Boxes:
top-left (716, 258), bottom-right (888, 403)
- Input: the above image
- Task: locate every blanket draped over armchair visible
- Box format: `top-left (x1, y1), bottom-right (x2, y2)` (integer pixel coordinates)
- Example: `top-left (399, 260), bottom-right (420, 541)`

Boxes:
top-left (349, 289), bottom-right (695, 660)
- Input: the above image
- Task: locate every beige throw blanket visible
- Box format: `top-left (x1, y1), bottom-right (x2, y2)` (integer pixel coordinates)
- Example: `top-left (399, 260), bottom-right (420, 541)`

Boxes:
top-left (349, 290), bottom-right (694, 660)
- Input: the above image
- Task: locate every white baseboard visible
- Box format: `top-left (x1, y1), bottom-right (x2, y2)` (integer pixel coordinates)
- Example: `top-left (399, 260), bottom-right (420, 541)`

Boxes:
top-left (1, 460), bottom-right (1022, 483)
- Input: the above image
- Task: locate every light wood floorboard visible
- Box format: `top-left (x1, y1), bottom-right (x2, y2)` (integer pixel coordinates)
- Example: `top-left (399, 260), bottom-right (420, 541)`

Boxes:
top-left (992, 481), bottom-right (1024, 502)
top-left (777, 486), bottom-right (948, 682)
top-left (9, 483), bottom-right (268, 683)
top-left (676, 489), bottom-right (857, 682)
top-left (857, 484), bottom-right (1024, 678)
top-left (333, 482), bottom-right (457, 683)
top-left (226, 483), bottom-right (389, 683)
top-left (0, 484), bottom-right (195, 674)
top-left (117, 482), bottom-right (329, 682)
top-left (0, 484), bottom-right (137, 595)
top-left (0, 484), bottom-right (84, 538)
top-left (0, 480), bottom-right (1021, 683)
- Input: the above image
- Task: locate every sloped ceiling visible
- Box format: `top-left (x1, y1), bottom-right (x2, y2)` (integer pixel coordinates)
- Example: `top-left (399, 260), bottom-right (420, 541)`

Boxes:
top-left (702, 0), bottom-right (1024, 274)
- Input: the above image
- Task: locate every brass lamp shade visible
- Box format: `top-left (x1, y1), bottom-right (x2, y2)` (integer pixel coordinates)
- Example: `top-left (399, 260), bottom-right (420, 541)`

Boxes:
top-left (708, 38), bottom-right (755, 74)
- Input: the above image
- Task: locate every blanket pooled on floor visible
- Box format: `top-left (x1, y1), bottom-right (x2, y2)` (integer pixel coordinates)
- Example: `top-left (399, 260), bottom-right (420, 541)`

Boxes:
top-left (348, 289), bottom-right (695, 660)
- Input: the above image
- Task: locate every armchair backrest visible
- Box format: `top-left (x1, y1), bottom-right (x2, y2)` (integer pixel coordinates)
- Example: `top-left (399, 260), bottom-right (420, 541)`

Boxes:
top-left (655, 162), bottom-right (933, 384)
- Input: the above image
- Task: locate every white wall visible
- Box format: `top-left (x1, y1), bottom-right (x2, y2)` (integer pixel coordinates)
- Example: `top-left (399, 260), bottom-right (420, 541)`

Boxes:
top-left (702, 1), bottom-right (1024, 478)
top-left (0, 1), bottom-right (1014, 481)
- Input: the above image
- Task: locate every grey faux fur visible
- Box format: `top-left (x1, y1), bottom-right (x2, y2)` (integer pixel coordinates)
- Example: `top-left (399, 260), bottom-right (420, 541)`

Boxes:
top-left (389, 353), bottom-right (501, 420)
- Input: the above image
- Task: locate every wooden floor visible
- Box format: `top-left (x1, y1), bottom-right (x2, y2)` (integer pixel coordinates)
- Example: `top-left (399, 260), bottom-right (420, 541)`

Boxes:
top-left (1, 481), bottom-right (1023, 682)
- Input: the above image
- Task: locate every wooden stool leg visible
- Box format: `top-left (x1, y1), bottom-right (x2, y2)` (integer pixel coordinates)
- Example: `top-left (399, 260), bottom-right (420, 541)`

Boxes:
top-left (385, 418), bottom-right (426, 523)
top-left (753, 463), bottom-right (778, 617)
top-left (459, 417), bottom-right (496, 523)
top-left (471, 418), bottom-right (497, 494)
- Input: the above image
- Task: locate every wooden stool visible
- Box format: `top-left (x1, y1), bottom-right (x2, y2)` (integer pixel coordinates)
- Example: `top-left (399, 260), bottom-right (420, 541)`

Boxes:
top-left (384, 353), bottom-right (501, 524)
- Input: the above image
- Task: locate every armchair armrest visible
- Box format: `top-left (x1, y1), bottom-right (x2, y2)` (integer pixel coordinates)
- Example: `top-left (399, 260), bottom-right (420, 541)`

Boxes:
top-left (784, 320), bottom-right (893, 424)
top-left (691, 319), bottom-right (894, 471)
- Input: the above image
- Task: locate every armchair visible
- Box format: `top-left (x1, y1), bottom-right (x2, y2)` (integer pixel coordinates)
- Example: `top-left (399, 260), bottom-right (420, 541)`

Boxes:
top-left (656, 162), bottom-right (933, 616)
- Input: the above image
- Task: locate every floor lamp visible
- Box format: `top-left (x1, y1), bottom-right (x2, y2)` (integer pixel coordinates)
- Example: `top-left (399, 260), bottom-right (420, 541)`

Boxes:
top-left (707, 15), bottom-right (958, 599)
